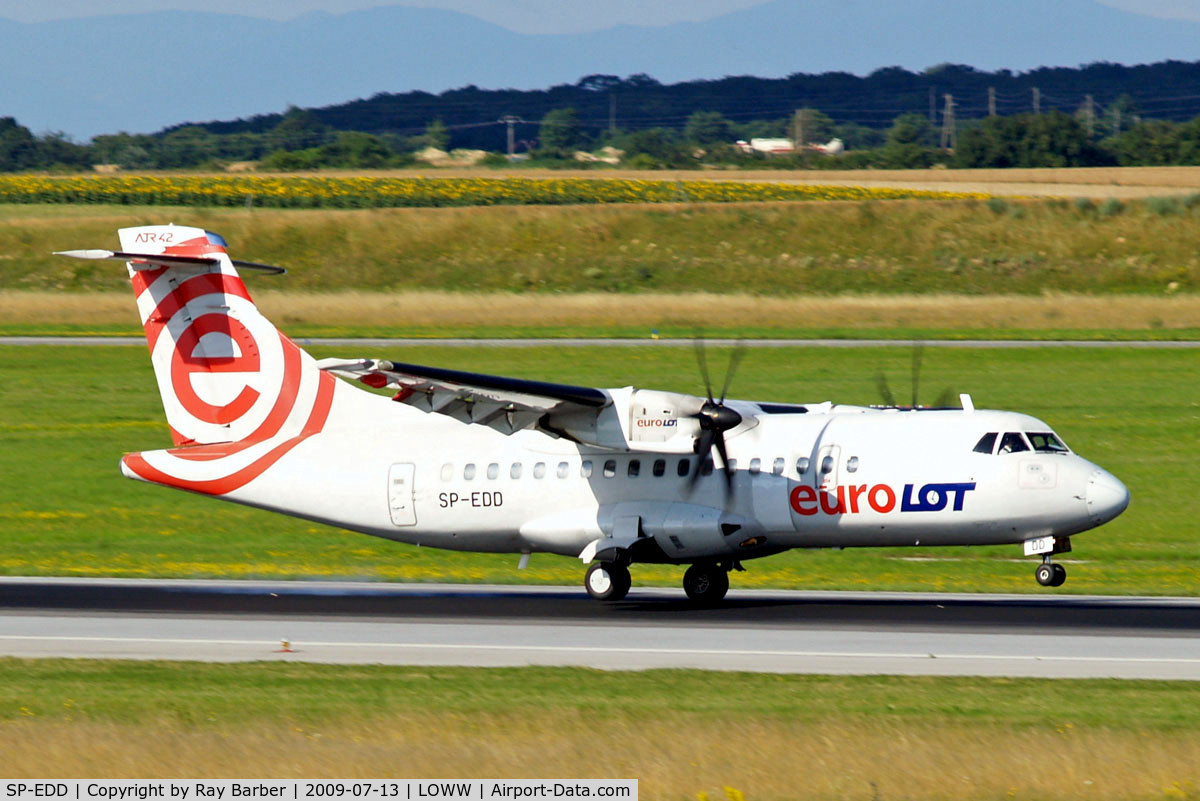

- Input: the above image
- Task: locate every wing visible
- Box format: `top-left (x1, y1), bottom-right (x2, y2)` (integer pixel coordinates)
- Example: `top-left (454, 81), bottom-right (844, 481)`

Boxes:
top-left (317, 357), bottom-right (610, 435)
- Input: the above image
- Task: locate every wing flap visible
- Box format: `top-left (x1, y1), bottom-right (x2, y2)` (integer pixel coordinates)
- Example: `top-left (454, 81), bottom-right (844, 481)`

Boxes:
top-left (316, 357), bottom-right (611, 435)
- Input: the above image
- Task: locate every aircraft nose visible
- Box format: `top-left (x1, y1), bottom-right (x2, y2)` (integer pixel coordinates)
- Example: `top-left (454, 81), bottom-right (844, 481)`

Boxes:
top-left (1086, 468), bottom-right (1130, 524)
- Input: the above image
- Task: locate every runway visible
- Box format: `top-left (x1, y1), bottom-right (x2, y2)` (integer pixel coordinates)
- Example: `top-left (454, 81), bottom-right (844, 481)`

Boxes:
top-left (2, 578), bottom-right (1199, 679)
top-left (4, 337), bottom-right (1199, 348)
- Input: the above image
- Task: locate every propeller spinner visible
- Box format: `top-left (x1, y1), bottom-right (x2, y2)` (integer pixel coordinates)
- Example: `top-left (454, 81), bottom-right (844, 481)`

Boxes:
top-left (688, 339), bottom-right (746, 496)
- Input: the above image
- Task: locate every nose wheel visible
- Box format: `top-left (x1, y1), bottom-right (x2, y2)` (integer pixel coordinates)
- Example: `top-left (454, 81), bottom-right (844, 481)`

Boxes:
top-left (1035, 559), bottom-right (1067, 588)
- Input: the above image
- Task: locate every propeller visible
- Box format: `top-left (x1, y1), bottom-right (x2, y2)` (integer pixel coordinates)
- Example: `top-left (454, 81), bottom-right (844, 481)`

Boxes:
top-left (874, 343), bottom-right (957, 409)
top-left (688, 339), bottom-right (745, 497)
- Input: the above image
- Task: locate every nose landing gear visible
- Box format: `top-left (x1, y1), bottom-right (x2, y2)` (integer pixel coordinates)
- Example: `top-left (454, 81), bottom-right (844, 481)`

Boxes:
top-left (1035, 557), bottom-right (1067, 588)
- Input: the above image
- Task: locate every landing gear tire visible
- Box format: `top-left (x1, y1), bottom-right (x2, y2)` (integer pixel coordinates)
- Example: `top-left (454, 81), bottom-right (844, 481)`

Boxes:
top-left (585, 562), bottom-right (631, 602)
top-left (1036, 562), bottom-right (1067, 587)
top-left (683, 563), bottom-right (729, 605)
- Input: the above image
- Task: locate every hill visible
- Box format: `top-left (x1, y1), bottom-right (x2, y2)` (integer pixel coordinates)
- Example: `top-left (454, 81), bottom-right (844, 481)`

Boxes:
top-left (3, 0), bottom-right (1200, 138)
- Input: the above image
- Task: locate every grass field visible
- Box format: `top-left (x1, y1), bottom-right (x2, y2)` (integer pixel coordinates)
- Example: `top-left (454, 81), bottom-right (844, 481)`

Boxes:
top-left (2, 198), bottom-right (1199, 295)
top-left (1, 343), bottom-right (1195, 595)
top-left (2, 660), bottom-right (1199, 799)
top-left (4, 289), bottom-right (1200, 340)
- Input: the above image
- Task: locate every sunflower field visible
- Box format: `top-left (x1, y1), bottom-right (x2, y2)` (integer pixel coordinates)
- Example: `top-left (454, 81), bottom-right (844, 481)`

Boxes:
top-left (0, 174), bottom-right (983, 208)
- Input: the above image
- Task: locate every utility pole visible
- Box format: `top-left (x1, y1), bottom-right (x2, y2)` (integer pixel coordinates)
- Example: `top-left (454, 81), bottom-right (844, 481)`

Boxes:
top-left (793, 108), bottom-right (806, 148)
top-left (929, 86), bottom-right (936, 124)
top-left (500, 115), bottom-right (520, 159)
top-left (988, 86), bottom-right (996, 117)
top-left (1084, 94), bottom-right (1095, 137)
top-left (940, 94), bottom-right (956, 150)
top-left (1033, 87), bottom-right (1041, 114)
top-left (608, 94), bottom-right (616, 134)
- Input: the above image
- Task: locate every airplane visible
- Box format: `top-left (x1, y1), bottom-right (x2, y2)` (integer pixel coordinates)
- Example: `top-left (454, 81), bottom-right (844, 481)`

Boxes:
top-left (56, 225), bottom-right (1130, 603)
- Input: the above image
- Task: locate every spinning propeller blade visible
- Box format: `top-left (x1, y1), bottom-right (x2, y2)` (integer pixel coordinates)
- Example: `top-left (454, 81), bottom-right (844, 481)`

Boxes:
top-left (688, 339), bottom-right (744, 498)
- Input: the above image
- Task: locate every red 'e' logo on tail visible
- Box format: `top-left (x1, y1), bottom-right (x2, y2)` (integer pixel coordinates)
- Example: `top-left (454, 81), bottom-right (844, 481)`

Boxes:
top-left (170, 314), bottom-right (262, 424)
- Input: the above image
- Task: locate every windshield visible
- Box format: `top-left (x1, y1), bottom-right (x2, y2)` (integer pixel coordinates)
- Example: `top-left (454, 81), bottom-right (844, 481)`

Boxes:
top-left (1027, 432), bottom-right (1069, 453)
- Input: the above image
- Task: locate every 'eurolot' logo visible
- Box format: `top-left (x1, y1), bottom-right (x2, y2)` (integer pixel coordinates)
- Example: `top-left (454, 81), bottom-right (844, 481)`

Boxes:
top-left (790, 482), bottom-right (977, 516)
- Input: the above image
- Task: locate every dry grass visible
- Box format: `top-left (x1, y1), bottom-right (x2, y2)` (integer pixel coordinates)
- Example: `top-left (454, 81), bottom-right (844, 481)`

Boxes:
top-left (5, 289), bottom-right (1199, 332)
top-left (2, 716), bottom-right (1196, 800)
top-left (228, 166), bottom-right (1200, 198)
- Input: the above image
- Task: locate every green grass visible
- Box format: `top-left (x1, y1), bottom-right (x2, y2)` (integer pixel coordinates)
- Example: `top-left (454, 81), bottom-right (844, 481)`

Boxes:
top-left (4, 321), bottom-right (1200, 341)
top-left (4, 660), bottom-right (1198, 797)
top-left (2, 659), bottom-right (1197, 730)
top-left (1, 199), bottom-right (1198, 294)
top-left (1, 343), bottom-right (1196, 595)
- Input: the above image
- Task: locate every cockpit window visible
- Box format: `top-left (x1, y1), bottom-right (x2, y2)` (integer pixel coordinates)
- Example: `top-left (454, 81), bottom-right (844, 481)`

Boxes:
top-left (973, 432), bottom-right (998, 454)
top-left (997, 432), bottom-right (1030, 454)
top-left (1027, 432), bottom-right (1069, 453)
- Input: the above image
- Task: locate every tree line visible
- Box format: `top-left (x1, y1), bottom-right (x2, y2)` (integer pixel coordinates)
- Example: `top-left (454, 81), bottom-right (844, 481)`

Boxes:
top-left (5, 60), bottom-right (1200, 171)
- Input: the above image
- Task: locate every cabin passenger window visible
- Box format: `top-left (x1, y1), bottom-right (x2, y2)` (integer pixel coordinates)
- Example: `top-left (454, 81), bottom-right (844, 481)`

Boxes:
top-left (486, 463), bottom-right (499, 480)
top-left (973, 433), bottom-right (998, 454)
top-left (440, 463), bottom-right (453, 481)
top-left (463, 463), bottom-right (476, 480)
top-left (533, 462), bottom-right (546, 479)
top-left (677, 458), bottom-right (690, 477)
top-left (652, 459), bottom-right (666, 477)
top-left (772, 457), bottom-right (785, 475)
top-left (998, 432), bottom-right (1030, 454)
top-left (628, 460), bottom-right (641, 477)
top-left (510, 463), bottom-right (522, 479)
top-left (557, 461), bottom-right (569, 478)
top-left (796, 457), bottom-right (810, 475)
top-left (1028, 432), bottom-right (1069, 453)
top-left (749, 457), bottom-right (761, 475)
top-left (581, 460), bottom-right (593, 478)
top-left (846, 456), bottom-right (859, 473)
top-left (603, 460), bottom-right (617, 478)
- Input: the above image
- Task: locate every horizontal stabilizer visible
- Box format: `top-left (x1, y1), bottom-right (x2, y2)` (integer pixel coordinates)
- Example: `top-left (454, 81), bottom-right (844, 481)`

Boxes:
top-left (54, 249), bottom-right (286, 274)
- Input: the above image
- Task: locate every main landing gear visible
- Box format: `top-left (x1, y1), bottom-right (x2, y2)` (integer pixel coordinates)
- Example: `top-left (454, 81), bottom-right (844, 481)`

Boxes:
top-left (585, 562), bottom-right (631, 602)
top-left (583, 560), bottom-right (735, 604)
top-left (1035, 557), bottom-right (1067, 588)
top-left (682, 562), bottom-right (730, 604)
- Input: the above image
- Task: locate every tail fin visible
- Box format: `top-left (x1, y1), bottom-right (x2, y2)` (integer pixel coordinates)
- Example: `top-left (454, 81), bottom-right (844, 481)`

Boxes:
top-left (62, 224), bottom-right (325, 448)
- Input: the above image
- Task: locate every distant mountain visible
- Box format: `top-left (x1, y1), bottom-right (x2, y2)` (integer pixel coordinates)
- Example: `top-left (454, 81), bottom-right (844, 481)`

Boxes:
top-left (3, 0), bottom-right (1200, 138)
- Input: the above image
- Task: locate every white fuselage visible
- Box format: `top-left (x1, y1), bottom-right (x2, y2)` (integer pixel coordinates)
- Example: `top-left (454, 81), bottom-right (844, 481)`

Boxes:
top-left (196, 383), bottom-right (1127, 565)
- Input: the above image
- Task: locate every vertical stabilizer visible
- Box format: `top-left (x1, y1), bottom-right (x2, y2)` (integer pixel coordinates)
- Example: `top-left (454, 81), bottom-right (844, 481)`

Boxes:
top-left (117, 224), bottom-right (327, 448)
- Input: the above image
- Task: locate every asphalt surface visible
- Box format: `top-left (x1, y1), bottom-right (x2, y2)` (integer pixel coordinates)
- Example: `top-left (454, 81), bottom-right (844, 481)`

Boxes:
top-left (3, 337), bottom-right (1199, 348)
top-left (2, 578), bottom-right (1199, 678)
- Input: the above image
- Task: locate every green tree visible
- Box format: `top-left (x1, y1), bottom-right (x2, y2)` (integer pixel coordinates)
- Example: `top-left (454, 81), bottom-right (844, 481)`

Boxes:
top-left (0, 117), bottom-right (37, 171)
top-left (269, 107), bottom-right (330, 152)
top-left (422, 119), bottom-right (450, 151)
top-left (618, 128), bottom-right (690, 167)
top-left (320, 132), bottom-right (395, 168)
top-left (792, 108), bottom-right (834, 144)
top-left (538, 108), bottom-right (585, 156)
top-left (684, 111), bottom-right (733, 145)
top-left (954, 111), bottom-right (1109, 168)
top-left (880, 113), bottom-right (938, 167)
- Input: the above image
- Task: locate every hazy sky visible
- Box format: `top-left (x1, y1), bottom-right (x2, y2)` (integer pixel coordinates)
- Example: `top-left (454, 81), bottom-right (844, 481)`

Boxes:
top-left (3, 0), bottom-right (1199, 33)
